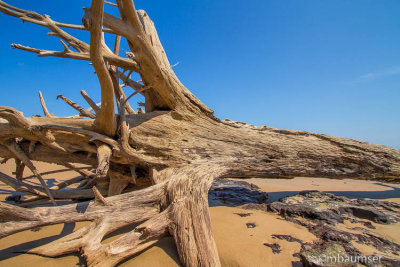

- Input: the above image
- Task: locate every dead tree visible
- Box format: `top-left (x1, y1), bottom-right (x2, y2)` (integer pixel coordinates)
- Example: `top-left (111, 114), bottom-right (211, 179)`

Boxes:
top-left (0, 1), bottom-right (399, 266)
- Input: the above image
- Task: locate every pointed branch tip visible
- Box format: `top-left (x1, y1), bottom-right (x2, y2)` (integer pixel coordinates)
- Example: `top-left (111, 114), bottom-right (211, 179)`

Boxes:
top-left (92, 186), bottom-right (109, 205)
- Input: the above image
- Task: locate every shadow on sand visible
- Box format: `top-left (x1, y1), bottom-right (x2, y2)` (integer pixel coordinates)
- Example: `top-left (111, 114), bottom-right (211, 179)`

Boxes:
top-left (0, 223), bottom-right (76, 261)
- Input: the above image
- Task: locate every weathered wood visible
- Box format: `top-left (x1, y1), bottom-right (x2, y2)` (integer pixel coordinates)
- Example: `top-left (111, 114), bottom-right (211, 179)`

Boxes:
top-left (165, 166), bottom-right (223, 267)
top-left (0, 1), bottom-right (400, 267)
top-left (4, 140), bottom-right (57, 205)
top-left (11, 43), bottom-right (138, 70)
top-left (0, 171), bottom-right (93, 200)
top-left (84, 0), bottom-right (117, 136)
top-left (92, 186), bottom-right (109, 205)
top-left (0, 182), bottom-right (165, 238)
top-left (113, 69), bottom-right (144, 92)
top-left (130, 165), bottom-right (137, 184)
top-left (0, 171), bottom-right (48, 197)
top-left (95, 143), bottom-right (112, 182)
top-left (62, 162), bottom-right (95, 179)
top-left (57, 94), bottom-right (96, 119)
top-left (38, 91), bottom-right (53, 117)
top-left (108, 173), bottom-right (130, 196)
top-left (80, 90), bottom-right (100, 114)
top-left (14, 158), bottom-right (24, 180)
top-left (53, 176), bottom-right (86, 190)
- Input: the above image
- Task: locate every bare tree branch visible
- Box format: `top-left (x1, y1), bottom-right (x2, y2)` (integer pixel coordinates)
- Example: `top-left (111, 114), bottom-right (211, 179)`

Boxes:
top-left (0, 1), bottom-right (115, 33)
top-left (113, 35), bottom-right (121, 55)
top-left (124, 85), bottom-right (151, 105)
top-left (4, 139), bottom-right (56, 205)
top-left (0, 171), bottom-right (48, 197)
top-left (84, 0), bottom-right (117, 136)
top-left (38, 91), bottom-right (53, 117)
top-left (80, 90), bottom-right (100, 114)
top-left (113, 69), bottom-right (143, 92)
top-left (105, 1), bottom-right (118, 8)
top-left (14, 158), bottom-right (25, 180)
top-left (92, 186), bottom-right (109, 205)
top-left (56, 94), bottom-right (96, 119)
top-left (11, 43), bottom-right (139, 71)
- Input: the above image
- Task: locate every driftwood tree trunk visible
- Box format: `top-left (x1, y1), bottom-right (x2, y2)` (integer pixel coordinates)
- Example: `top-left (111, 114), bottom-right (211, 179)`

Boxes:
top-left (0, 1), bottom-right (399, 266)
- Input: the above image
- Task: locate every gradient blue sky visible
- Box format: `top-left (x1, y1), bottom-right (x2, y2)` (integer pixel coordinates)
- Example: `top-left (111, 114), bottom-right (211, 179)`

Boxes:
top-left (0, 0), bottom-right (399, 148)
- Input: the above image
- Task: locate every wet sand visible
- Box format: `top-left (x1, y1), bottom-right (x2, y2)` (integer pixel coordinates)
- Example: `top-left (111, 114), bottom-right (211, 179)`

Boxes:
top-left (1, 159), bottom-right (399, 266)
top-left (247, 177), bottom-right (400, 203)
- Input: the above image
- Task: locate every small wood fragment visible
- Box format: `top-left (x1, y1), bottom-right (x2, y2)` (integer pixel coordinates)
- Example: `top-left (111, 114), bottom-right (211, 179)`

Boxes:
top-left (92, 186), bottom-right (109, 205)
top-left (130, 166), bottom-right (137, 184)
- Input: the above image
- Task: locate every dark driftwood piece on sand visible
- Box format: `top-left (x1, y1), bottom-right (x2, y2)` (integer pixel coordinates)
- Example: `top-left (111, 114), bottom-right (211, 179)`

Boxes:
top-left (0, 1), bottom-right (399, 266)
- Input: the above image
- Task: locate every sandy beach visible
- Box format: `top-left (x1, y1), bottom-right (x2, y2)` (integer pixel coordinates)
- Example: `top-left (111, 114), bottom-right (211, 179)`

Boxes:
top-left (1, 159), bottom-right (400, 266)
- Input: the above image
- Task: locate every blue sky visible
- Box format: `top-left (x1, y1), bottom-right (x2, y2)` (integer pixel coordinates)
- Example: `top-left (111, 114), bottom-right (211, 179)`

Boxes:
top-left (0, 0), bottom-right (399, 148)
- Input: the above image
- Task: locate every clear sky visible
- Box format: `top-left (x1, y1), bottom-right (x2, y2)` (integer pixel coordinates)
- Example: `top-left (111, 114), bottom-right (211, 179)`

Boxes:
top-left (0, 0), bottom-right (399, 149)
